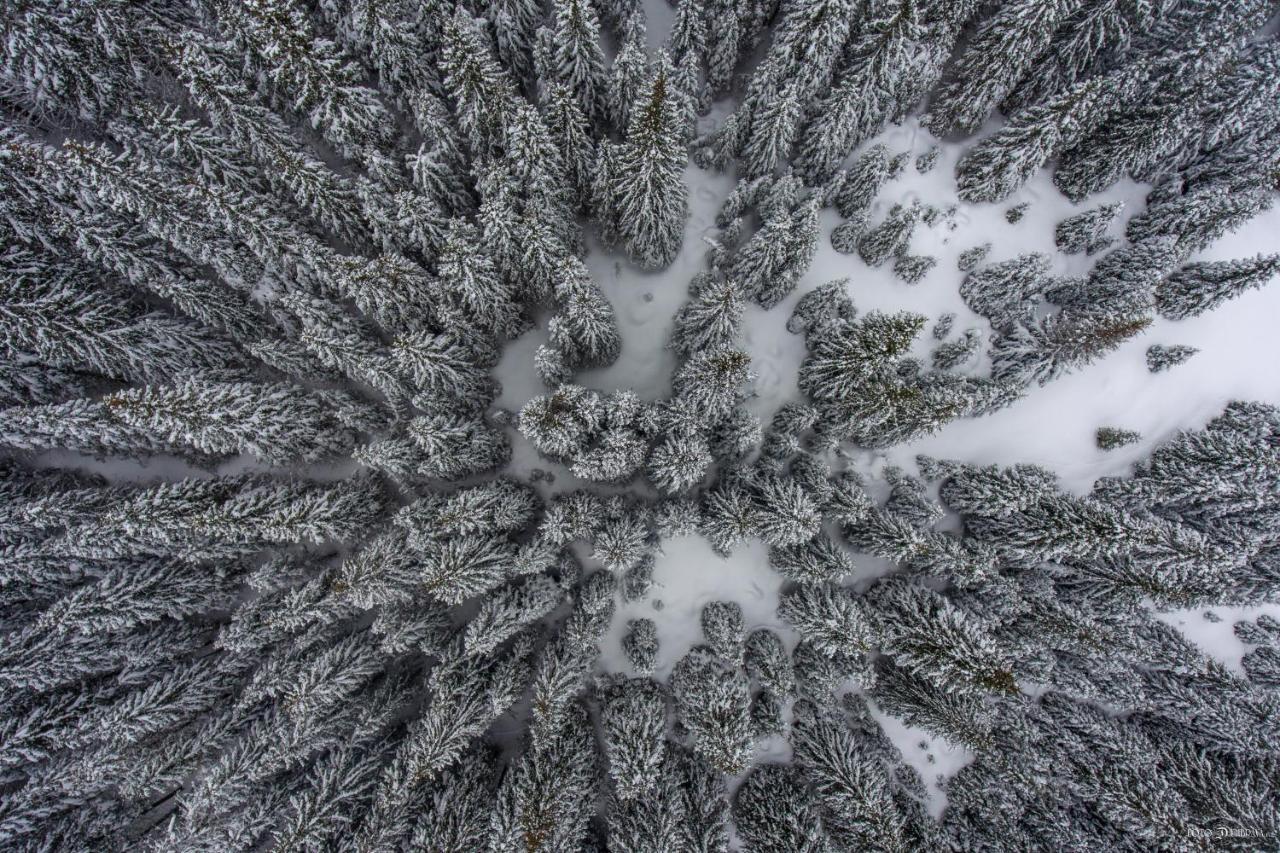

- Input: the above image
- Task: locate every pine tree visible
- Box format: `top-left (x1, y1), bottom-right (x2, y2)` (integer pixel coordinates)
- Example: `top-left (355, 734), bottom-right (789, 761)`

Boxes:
top-left (739, 78), bottom-right (805, 178)
top-left (491, 0), bottom-right (543, 84)
top-left (464, 576), bottom-right (564, 657)
top-left (1050, 237), bottom-right (1178, 318)
top-left (872, 661), bottom-right (996, 751)
top-left (547, 256), bottom-right (622, 372)
top-left (744, 628), bottom-right (795, 698)
top-left (435, 218), bottom-right (525, 340)
top-left (956, 244), bottom-right (991, 273)
top-left (600, 676), bottom-right (667, 799)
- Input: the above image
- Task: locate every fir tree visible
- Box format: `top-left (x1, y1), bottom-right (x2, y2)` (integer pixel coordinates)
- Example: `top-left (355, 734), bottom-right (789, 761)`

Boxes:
top-left (609, 14), bottom-right (650, 133)
top-left (955, 71), bottom-right (1137, 203)
top-left (670, 646), bottom-right (754, 774)
top-left (1146, 344), bottom-right (1198, 373)
top-left (960, 254), bottom-right (1051, 331)
top-left (600, 675), bottom-right (667, 802)
top-left (793, 1), bottom-right (926, 182)
top-left (542, 0), bottom-right (610, 129)
top-left (1096, 427), bottom-right (1141, 450)
top-left (1055, 202), bottom-right (1124, 255)
top-left (1126, 187), bottom-right (1274, 255)
top-left (833, 144), bottom-right (892, 219)
top-left (932, 329), bottom-right (982, 370)
top-left (732, 764), bottom-right (831, 853)
top-left (991, 310), bottom-right (1152, 387)
top-left (0, 251), bottom-right (237, 384)
top-left (597, 53), bottom-right (689, 269)
top-left (669, 274), bottom-right (745, 358)
top-left (857, 203), bottom-right (919, 267)
top-left (928, 0), bottom-right (1085, 136)
top-left (957, 244), bottom-right (991, 274)
top-left (1156, 254), bottom-right (1280, 320)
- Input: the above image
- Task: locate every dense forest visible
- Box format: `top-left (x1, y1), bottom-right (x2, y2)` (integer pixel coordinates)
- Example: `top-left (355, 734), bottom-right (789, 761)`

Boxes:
top-left (1, 0), bottom-right (1279, 849)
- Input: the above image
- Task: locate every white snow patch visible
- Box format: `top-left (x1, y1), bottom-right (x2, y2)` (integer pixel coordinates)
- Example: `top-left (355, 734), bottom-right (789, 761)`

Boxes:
top-left (596, 535), bottom-right (789, 679)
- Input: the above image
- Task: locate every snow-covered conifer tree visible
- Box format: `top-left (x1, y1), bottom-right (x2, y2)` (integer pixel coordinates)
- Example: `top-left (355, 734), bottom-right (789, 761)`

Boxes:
top-left (1156, 254), bottom-right (1280, 320)
top-left (671, 646), bottom-right (754, 774)
top-left (596, 53), bottom-right (689, 269)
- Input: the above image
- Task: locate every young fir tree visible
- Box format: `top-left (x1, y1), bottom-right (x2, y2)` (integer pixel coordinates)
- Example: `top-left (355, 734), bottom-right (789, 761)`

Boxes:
top-left (857, 203), bottom-right (919, 267)
top-left (622, 618), bottom-right (660, 675)
top-left (1055, 202), bottom-right (1124, 255)
top-left (1096, 427), bottom-right (1142, 450)
top-left (1146, 344), bottom-right (1198, 373)
top-left (670, 645), bottom-right (754, 774)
